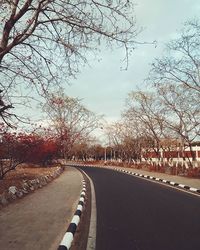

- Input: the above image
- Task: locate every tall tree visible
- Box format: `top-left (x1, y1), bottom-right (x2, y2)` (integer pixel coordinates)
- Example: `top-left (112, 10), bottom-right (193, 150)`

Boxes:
top-left (155, 83), bottom-right (200, 164)
top-left (0, 0), bottom-right (140, 123)
top-left (147, 18), bottom-right (200, 165)
top-left (124, 91), bottom-right (166, 158)
top-left (149, 19), bottom-right (200, 93)
top-left (43, 92), bottom-right (100, 158)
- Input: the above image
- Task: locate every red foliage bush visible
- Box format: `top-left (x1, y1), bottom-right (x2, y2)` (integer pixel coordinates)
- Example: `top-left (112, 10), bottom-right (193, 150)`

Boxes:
top-left (0, 130), bottom-right (60, 179)
top-left (187, 167), bottom-right (200, 178)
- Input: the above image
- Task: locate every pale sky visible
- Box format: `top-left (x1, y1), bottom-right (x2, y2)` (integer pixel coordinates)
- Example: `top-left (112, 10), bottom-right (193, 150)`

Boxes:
top-left (64, 0), bottom-right (200, 123)
top-left (16, 0), bottom-right (200, 129)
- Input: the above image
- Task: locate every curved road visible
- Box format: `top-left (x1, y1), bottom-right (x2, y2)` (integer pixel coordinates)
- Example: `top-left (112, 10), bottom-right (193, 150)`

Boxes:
top-left (80, 166), bottom-right (200, 250)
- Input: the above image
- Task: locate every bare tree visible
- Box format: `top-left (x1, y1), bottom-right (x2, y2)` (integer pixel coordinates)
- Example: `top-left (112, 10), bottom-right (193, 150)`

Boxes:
top-left (156, 83), bottom-right (200, 165)
top-left (0, 0), bottom-right (140, 122)
top-left (105, 121), bottom-right (144, 162)
top-left (68, 134), bottom-right (98, 160)
top-left (117, 19), bottom-right (200, 169)
top-left (123, 90), bottom-right (166, 161)
top-left (149, 19), bottom-right (200, 93)
top-left (123, 116), bottom-right (155, 162)
top-left (43, 91), bottom-right (100, 159)
top-left (0, 90), bottom-right (14, 125)
top-left (122, 85), bottom-right (199, 168)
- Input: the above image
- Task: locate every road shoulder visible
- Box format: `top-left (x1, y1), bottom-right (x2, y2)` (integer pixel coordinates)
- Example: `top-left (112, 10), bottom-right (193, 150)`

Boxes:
top-left (0, 167), bottom-right (82, 250)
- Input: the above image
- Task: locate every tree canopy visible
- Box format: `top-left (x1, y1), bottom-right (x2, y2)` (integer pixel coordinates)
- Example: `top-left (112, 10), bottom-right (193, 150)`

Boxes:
top-left (0, 0), bottom-right (139, 124)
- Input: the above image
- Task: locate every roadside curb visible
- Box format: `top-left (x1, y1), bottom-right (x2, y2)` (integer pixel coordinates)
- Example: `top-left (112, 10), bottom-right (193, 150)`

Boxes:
top-left (114, 168), bottom-right (200, 195)
top-left (70, 163), bottom-right (200, 196)
top-left (83, 171), bottom-right (97, 250)
top-left (0, 166), bottom-right (63, 208)
top-left (58, 179), bottom-right (87, 250)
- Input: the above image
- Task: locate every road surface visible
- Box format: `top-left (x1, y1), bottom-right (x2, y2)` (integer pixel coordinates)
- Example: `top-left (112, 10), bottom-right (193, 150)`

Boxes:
top-left (80, 166), bottom-right (200, 250)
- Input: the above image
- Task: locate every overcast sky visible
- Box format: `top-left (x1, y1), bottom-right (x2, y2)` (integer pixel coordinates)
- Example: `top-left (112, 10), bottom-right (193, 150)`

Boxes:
top-left (64, 0), bottom-right (200, 124)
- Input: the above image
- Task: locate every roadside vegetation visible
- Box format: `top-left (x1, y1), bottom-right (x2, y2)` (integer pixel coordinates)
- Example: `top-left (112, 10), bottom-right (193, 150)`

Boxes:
top-left (0, 2), bottom-right (199, 199)
top-left (0, 1), bottom-right (138, 200)
top-left (0, 0), bottom-right (137, 185)
top-left (69, 19), bottom-right (200, 178)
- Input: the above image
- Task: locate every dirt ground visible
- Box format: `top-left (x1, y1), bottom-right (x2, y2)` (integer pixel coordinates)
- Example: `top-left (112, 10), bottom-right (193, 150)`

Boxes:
top-left (0, 164), bottom-right (61, 195)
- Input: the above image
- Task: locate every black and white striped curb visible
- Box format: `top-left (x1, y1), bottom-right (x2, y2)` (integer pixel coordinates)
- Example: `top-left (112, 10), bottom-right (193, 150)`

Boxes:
top-left (114, 168), bottom-right (200, 195)
top-left (67, 163), bottom-right (200, 196)
top-left (58, 179), bottom-right (87, 250)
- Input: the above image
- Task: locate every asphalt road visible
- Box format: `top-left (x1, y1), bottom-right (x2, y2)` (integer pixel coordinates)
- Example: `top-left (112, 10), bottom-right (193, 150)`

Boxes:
top-left (80, 166), bottom-right (200, 250)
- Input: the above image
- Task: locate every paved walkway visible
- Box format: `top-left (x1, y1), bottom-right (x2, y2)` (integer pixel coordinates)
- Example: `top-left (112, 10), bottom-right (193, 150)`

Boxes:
top-left (107, 165), bottom-right (200, 189)
top-left (0, 167), bottom-right (82, 250)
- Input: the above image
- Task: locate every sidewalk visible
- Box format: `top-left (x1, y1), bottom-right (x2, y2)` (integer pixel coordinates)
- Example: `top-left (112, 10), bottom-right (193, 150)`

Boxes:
top-left (0, 167), bottom-right (82, 250)
top-left (107, 165), bottom-right (200, 189)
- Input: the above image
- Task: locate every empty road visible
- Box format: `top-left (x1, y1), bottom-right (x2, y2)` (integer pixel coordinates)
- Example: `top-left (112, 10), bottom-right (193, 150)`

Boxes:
top-left (80, 166), bottom-right (200, 250)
